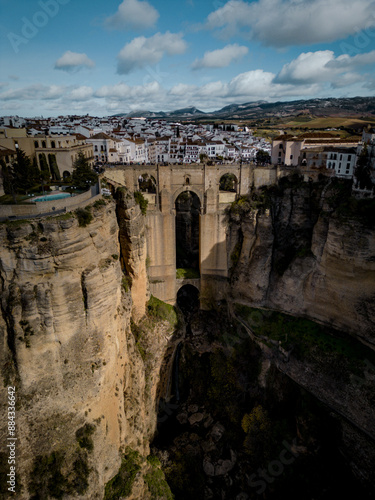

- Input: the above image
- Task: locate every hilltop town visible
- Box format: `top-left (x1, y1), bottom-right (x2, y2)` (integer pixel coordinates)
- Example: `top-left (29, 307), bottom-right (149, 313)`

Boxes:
top-left (0, 110), bottom-right (374, 202)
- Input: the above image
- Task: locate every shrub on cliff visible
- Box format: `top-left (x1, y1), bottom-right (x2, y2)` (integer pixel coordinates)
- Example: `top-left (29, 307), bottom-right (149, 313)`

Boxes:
top-left (75, 206), bottom-right (93, 227)
top-left (134, 190), bottom-right (148, 215)
top-left (104, 448), bottom-right (142, 500)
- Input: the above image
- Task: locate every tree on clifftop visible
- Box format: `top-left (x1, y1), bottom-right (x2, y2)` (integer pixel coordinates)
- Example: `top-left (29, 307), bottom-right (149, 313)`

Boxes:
top-left (256, 150), bottom-right (271, 165)
top-left (355, 144), bottom-right (373, 190)
top-left (71, 152), bottom-right (97, 191)
top-left (10, 148), bottom-right (40, 193)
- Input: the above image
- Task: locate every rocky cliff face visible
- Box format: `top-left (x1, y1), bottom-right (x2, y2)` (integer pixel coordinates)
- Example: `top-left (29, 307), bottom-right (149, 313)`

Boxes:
top-left (0, 199), bottom-right (174, 499)
top-left (229, 178), bottom-right (375, 348)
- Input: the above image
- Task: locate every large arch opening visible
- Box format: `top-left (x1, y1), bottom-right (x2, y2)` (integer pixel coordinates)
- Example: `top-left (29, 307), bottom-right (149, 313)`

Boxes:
top-left (219, 173), bottom-right (238, 192)
top-left (175, 190), bottom-right (200, 274)
top-left (177, 285), bottom-right (200, 316)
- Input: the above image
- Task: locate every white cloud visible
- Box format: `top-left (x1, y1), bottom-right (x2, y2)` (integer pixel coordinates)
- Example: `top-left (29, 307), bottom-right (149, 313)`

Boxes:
top-left (55, 51), bottom-right (95, 72)
top-left (206, 0), bottom-right (375, 46)
top-left (105, 0), bottom-right (159, 30)
top-left (68, 86), bottom-right (94, 101)
top-left (117, 32), bottom-right (187, 74)
top-left (325, 50), bottom-right (375, 70)
top-left (0, 84), bottom-right (66, 101)
top-left (192, 44), bottom-right (248, 69)
top-left (1, 47), bottom-right (373, 115)
top-left (275, 49), bottom-right (375, 84)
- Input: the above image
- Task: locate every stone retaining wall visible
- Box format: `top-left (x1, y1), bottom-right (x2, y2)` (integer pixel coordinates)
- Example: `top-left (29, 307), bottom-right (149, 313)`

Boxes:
top-left (0, 184), bottom-right (100, 219)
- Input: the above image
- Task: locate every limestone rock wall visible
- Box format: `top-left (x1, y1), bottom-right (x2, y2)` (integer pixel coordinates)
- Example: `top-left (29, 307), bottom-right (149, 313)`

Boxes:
top-left (229, 181), bottom-right (375, 348)
top-left (0, 200), bottom-right (169, 499)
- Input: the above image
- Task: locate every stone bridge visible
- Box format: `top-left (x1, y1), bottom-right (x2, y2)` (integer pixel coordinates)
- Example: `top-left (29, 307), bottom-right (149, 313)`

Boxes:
top-left (104, 163), bottom-right (276, 306)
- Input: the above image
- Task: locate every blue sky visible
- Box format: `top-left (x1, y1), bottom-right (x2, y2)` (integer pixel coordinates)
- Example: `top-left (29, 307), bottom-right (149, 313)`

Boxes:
top-left (0, 0), bottom-right (375, 117)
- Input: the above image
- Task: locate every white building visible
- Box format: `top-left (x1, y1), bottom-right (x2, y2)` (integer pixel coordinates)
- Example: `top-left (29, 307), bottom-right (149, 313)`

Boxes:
top-left (87, 133), bottom-right (116, 163)
top-left (326, 148), bottom-right (357, 178)
top-left (206, 140), bottom-right (226, 159)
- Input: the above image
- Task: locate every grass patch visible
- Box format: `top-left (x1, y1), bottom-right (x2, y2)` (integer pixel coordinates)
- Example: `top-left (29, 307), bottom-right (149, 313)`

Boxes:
top-left (46, 212), bottom-right (74, 221)
top-left (234, 304), bottom-right (375, 375)
top-left (176, 268), bottom-right (200, 279)
top-left (147, 295), bottom-right (179, 328)
top-left (93, 198), bottom-right (107, 208)
top-left (144, 467), bottom-right (174, 500)
top-left (104, 448), bottom-right (142, 500)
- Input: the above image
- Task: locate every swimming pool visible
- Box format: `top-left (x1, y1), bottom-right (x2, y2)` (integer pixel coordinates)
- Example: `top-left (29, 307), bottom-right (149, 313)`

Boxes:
top-left (33, 193), bottom-right (71, 202)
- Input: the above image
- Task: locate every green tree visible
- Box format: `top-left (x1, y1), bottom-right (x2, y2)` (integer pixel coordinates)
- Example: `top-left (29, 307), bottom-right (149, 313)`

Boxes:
top-left (242, 405), bottom-right (272, 465)
top-left (0, 159), bottom-right (12, 195)
top-left (355, 144), bottom-right (373, 190)
top-left (48, 154), bottom-right (61, 181)
top-left (11, 149), bottom-right (40, 193)
top-left (256, 149), bottom-right (271, 165)
top-left (71, 152), bottom-right (98, 191)
top-left (199, 153), bottom-right (208, 163)
top-left (39, 153), bottom-right (51, 181)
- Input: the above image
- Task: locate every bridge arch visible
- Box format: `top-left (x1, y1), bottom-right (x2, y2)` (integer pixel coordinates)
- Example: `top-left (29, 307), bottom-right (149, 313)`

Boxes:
top-left (138, 173), bottom-right (156, 193)
top-left (173, 186), bottom-right (204, 208)
top-left (219, 172), bottom-right (239, 192)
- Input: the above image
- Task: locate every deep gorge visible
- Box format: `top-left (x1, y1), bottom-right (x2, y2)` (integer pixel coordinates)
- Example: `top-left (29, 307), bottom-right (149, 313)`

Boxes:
top-left (0, 175), bottom-right (374, 499)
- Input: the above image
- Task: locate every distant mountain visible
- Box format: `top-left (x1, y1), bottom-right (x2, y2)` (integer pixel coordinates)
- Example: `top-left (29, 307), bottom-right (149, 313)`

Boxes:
top-left (167, 107), bottom-right (205, 117)
top-left (111, 97), bottom-right (375, 121)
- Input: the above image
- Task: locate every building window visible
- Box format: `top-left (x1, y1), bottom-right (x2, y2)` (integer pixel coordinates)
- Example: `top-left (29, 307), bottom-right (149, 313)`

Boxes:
top-left (340, 155), bottom-right (342, 160)
top-left (279, 144), bottom-right (283, 149)
top-left (278, 152), bottom-right (281, 157)
top-left (290, 155), bottom-right (293, 159)
top-left (51, 141), bottom-right (56, 149)
top-left (42, 141), bottom-right (46, 148)
top-left (348, 155), bottom-right (351, 160)
top-left (34, 141), bottom-right (39, 148)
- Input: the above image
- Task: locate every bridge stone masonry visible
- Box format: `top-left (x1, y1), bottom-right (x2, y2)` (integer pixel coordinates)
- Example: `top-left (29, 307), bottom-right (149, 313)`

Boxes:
top-left (104, 163), bottom-right (278, 307)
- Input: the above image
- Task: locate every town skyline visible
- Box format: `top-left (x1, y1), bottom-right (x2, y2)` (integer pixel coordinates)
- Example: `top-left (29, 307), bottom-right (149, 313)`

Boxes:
top-left (1, 0), bottom-right (375, 117)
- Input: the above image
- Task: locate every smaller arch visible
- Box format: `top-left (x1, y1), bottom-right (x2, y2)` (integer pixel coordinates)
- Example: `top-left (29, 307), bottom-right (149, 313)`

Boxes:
top-left (138, 173), bottom-right (156, 193)
top-left (34, 141), bottom-right (39, 148)
top-left (42, 141), bottom-right (46, 148)
top-left (51, 141), bottom-right (56, 149)
top-left (177, 284), bottom-right (200, 314)
top-left (219, 173), bottom-right (238, 192)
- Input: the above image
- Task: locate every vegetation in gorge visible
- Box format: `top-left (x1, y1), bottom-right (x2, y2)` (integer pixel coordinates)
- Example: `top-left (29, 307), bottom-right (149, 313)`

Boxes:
top-left (28, 450), bottom-right (90, 499)
top-left (234, 304), bottom-right (375, 380)
top-left (104, 448), bottom-right (142, 500)
top-left (154, 304), bottom-right (374, 500)
top-left (104, 449), bottom-right (173, 500)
